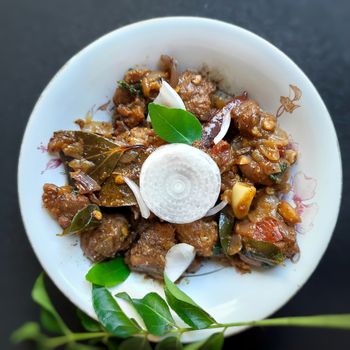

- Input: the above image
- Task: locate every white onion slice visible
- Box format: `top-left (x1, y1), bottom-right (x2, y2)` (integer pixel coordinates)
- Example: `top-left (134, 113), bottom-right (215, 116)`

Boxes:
top-left (147, 80), bottom-right (186, 121)
top-left (213, 111), bottom-right (231, 144)
top-left (205, 200), bottom-right (228, 217)
top-left (140, 144), bottom-right (221, 224)
top-left (165, 243), bottom-right (196, 282)
top-left (123, 176), bottom-right (150, 219)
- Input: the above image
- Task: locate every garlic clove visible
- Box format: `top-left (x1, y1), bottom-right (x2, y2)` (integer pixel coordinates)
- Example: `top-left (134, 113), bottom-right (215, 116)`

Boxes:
top-left (231, 182), bottom-right (256, 219)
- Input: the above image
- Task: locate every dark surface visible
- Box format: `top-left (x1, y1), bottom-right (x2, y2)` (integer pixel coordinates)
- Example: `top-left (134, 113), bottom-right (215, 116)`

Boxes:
top-left (1, 0), bottom-right (349, 349)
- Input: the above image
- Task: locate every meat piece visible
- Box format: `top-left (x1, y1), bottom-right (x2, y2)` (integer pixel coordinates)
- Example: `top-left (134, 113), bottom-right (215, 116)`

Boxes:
top-left (126, 223), bottom-right (176, 279)
top-left (231, 99), bottom-right (277, 138)
top-left (42, 184), bottom-right (90, 228)
top-left (115, 97), bottom-right (146, 128)
top-left (235, 194), bottom-right (299, 263)
top-left (124, 69), bottom-right (150, 84)
top-left (175, 219), bottom-right (218, 257)
top-left (176, 71), bottom-right (216, 121)
top-left (159, 55), bottom-right (179, 87)
top-left (80, 214), bottom-right (131, 262)
top-left (209, 140), bottom-right (235, 173)
top-left (70, 170), bottom-right (101, 195)
top-left (116, 127), bottom-right (165, 147)
top-left (202, 96), bottom-right (247, 147)
top-left (48, 131), bottom-right (83, 158)
top-left (113, 86), bottom-right (134, 106)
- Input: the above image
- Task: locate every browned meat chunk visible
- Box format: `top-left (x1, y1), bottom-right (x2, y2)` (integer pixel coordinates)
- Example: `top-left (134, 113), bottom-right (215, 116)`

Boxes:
top-left (231, 99), bottom-right (277, 138)
top-left (235, 194), bottom-right (299, 264)
top-left (126, 223), bottom-right (176, 279)
top-left (159, 55), bottom-right (179, 87)
top-left (48, 131), bottom-right (83, 158)
top-left (80, 214), bottom-right (131, 262)
top-left (209, 140), bottom-right (235, 173)
top-left (124, 69), bottom-right (150, 84)
top-left (115, 97), bottom-right (146, 129)
top-left (116, 127), bottom-right (165, 147)
top-left (175, 219), bottom-right (218, 257)
top-left (42, 184), bottom-right (90, 228)
top-left (176, 71), bottom-right (216, 121)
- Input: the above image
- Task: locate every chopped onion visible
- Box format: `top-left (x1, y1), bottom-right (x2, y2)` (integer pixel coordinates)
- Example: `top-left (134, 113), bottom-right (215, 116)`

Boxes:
top-left (140, 144), bottom-right (221, 224)
top-left (165, 243), bottom-right (196, 282)
top-left (147, 80), bottom-right (186, 121)
top-left (123, 176), bottom-right (150, 219)
top-left (205, 200), bottom-right (228, 217)
top-left (213, 111), bottom-right (231, 144)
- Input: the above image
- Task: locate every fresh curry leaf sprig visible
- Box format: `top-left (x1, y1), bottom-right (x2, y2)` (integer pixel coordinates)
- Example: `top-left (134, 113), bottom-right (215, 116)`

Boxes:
top-left (11, 273), bottom-right (350, 350)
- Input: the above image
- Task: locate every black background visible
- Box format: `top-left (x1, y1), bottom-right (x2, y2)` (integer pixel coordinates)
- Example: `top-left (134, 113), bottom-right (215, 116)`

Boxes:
top-left (1, 0), bottom-right (349, 349)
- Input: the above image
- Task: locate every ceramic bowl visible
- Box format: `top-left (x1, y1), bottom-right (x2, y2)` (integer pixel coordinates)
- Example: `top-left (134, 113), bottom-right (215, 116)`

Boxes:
top-left (18, 17), bottom-right (342, 341)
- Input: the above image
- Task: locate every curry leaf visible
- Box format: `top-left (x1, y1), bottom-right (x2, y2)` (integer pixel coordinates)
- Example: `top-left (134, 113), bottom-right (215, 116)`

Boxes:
top-left (32, 273), bottom-right (70, 335)
top-left (60, 131), bottom-right (142, 185)
top-left (164, 274), bottom-right (215, 329)
top-left (86, 257), bottom-right (130, 287)
top-left (92, 285), bottom-right (141, 337)
top-left (148, 103), bottom-right (202, 144)
top-left (40, 309), bottom-right (62, 334)
top-left (118, 80), bottom-right (142, 96)
top-left (118, 336), bottom-right (152, 350)
top-left (116, 292), bottom-right (176, 336)
top-left (76, 309), bottom-right (102, 332)
top-left (156, 336), bottom-right (183, 350)
top-left (218, 209), bottom-right (234, 257)
top-left (242, 238), bottom-right (285, 266)
top-left (183, 333), bottom-right (224, 350)
top-left (10, 322), bottom-right (42, 343)
top-left (60, 204), bottom-right (102, 236)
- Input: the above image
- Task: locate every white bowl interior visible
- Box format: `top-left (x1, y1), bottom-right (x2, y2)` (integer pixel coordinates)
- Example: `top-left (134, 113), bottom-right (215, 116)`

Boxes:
top-left (18, 17), bottom-right (341, 341)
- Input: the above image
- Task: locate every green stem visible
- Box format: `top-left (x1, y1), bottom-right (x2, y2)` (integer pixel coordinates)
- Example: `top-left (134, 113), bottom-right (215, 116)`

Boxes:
top-left (170, 314), bottom-right (350, 334)
top-left (43, 332), bottom-right (108, 348)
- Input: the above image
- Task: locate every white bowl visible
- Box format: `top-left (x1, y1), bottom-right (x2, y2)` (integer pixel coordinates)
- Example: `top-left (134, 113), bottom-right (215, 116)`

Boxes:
top-left (18, 17), bottom-right (342, 342)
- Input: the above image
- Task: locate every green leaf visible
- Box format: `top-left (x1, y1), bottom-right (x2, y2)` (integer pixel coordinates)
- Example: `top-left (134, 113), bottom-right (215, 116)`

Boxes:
top-left (156, 336), bottom-right (183, 350)
top-left (86, 257), bottom-right (130, 287)
top-left (118, 80), bottom-right (142, 96)
top-left (183, 333), bottom-right (224, 350)
top-left (76, 308), bottom-right (102, 332)
top-left (218, 209), bottom-right (235, 256)
top-left (117, 292), bottom-right (176, 336)
top-left (241, 238), bottom-right (285, 266)
top-left (65, 344), bottom-right (103, 350)
top-left (92, 285), bottom-right (141, 337)
top-left (164, 275), bottom-right (215, 330)
top-left (40, 309), bottom-right (62, 334)
top-left (10, 322), bottom-right (41, 343)
top-left (60, 204), bottom-right (102, 236)
top-left (148, 103), bottom-right (202, 144)
top-left (32, 273), bottom-right (70, 334)
top-left (118, 336), bottom-right (152, 350)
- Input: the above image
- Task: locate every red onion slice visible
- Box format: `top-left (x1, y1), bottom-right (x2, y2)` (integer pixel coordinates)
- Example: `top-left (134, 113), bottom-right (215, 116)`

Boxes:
top-left (205, 200), bottom-right (228, 217)
top-left (213, 111), bottom-right (231, 144)
top-left (123, 176), bottom-right (150, 219)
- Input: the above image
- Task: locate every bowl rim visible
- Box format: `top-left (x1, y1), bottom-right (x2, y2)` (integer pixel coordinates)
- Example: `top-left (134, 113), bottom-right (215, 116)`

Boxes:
top-left (17, 16), bottom-right (343, 339)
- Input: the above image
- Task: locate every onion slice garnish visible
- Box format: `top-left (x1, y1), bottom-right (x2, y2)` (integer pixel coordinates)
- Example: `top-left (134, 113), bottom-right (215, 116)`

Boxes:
top-left (123, 176), bottom-right (150, 219)
top-left (140, 144), bottom-right (221, 224)
top-left (165, 243), bottom-right (196, 282)
top-left (205, 200), bottom-right (228, 217)
top-left (147, 80), bottom-right (186, 121)
top-left (213, 110), bottom-right (231, 144)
